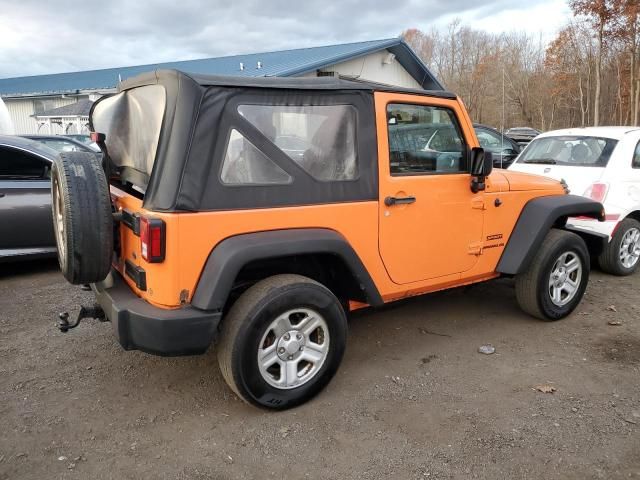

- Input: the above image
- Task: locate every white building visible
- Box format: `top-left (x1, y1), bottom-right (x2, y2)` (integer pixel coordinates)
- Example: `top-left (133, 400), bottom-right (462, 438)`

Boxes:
top-left (0, 38), bottom-right (441, 135)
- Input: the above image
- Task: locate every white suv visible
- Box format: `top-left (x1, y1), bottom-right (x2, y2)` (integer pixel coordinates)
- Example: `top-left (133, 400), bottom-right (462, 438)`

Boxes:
top-left (509, 127), bottom-right (640, 275)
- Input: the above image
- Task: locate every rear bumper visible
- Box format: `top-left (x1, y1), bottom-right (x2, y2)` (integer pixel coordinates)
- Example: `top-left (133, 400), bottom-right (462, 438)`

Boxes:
top-left (92, 271), bottom-right (221, 356)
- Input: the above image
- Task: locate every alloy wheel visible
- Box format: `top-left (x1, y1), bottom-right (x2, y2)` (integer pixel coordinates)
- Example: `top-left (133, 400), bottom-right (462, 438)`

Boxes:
top-left (619, 227), bottom-right (640, 269)
top-left (548, 251), bottom-right (582, 307)
top-left (257, 308), bottom-right (330, 389)
top-left (52, 175), bottom-right (66, 264)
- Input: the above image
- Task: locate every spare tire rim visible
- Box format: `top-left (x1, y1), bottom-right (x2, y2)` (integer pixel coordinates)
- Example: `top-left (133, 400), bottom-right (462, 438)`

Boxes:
top-left (257, 308), bottom-right (330, 390)
top-left (52, 175), bottom-right (66, 264)
top-left (619, 227), bottom-right (640, 269)
top-left (548, 251), bottom-right (582, 307)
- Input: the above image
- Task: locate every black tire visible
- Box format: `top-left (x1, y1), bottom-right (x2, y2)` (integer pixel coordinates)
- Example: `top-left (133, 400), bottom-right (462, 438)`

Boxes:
top-left (515, 229), bottom-right (589, 321)
top-left (598, 218), bottom-right (640, 276)
top-left (51, 152), bottom-right (113, 284)
top-left (217, 274), bottom-right (347, 410)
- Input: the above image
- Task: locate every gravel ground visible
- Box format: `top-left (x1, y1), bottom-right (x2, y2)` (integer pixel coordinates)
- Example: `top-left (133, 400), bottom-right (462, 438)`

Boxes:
top-left (0, 260), bottom-right (639, 480)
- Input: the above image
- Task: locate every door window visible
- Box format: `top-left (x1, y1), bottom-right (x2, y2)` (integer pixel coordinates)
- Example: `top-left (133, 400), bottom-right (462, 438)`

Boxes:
top-left (0, 148), bottom-right (50, 179)
top-left (476, 129), bottom-right (503, 151)
top-left (387, 104), bottom-right (468, 175)
top-left (38, 139), bottom-right (86, 153)
top-left (633, 141), bottom-right (640, 169)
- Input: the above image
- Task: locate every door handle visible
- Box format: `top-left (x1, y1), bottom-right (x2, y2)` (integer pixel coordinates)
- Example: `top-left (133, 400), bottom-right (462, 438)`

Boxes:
top-left (384, 195), bottom-right (416, 206)
top-left (0, 193), bottom-right (5, 198)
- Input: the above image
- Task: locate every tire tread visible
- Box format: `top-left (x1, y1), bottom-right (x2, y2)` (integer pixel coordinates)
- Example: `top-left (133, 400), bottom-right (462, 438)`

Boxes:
top-left (52, 152), bottom-right (113, 284)
top-left (598, 218), bottom-right (640, 276)
top-left (515, 229), bottom-right (588, 321)
top-left (217, 274), bottom-right (341, 408)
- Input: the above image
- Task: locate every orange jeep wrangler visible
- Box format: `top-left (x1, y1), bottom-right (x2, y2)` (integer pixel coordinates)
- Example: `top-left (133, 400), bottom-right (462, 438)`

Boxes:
top-left (51, 70), bottom-right (604, 409)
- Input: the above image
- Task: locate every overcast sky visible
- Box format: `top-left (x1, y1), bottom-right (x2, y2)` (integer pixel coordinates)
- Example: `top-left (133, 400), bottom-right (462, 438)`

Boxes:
top-left (0, 0), bottom-right (570, 79)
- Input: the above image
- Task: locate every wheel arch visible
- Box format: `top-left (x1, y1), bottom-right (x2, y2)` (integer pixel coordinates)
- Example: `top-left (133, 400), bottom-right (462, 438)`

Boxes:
top-left (624, 210), bottom-right (640, 223)
top-left (497, 195), bottom-right (605, 275)
top-left (191, 228), bottom-right (383, 312)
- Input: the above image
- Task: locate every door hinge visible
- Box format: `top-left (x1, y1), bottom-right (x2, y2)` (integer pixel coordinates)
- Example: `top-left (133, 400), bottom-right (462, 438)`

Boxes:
top-left (468, 242), bottom-right (483, 255)
top-left (471, 199), bottom-right (485, 210)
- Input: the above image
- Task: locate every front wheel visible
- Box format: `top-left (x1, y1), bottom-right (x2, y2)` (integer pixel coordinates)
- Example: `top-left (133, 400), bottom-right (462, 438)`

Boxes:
top-left (217, 274), bottom-right (347, 410)
top-left (515, 229), bottom-right (590, 321)
top-left (598, 218), bottom-right (640, 276)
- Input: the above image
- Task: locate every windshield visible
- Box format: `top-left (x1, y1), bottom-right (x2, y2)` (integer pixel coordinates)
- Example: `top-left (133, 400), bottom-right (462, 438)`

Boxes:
top-left (516, 135), bottom-right (617, 167)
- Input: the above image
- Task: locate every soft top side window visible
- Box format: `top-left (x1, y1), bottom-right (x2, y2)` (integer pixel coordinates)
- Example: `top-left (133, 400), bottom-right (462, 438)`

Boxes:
top-left (238, 104), bottom-right (358, 181)
top-left (220, 129), bottom-right (292, 185)
top-left (386, 103), bottom-right (468, 176)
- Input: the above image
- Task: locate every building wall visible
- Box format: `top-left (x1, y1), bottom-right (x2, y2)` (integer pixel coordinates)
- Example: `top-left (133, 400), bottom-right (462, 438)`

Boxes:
top-left (5, 96), bottom-right (78, 134)
top-left (5, 51), bottom-right (421, 135)
top-left (303, 49), bottom-right (422, 89)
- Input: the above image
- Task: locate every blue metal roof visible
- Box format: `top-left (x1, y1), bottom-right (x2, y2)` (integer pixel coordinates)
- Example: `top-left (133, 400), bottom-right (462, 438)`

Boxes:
top-left (0, 38), bottom-right (441, 97)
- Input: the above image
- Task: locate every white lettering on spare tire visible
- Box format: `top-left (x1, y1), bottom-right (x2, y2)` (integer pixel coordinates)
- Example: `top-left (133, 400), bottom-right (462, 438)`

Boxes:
top-left (71, 164), bottom-right (86, 178)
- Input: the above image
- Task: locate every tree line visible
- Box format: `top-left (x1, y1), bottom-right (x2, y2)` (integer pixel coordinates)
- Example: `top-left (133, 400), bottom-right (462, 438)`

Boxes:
top-left (403, 0), bottom-right (640, 132)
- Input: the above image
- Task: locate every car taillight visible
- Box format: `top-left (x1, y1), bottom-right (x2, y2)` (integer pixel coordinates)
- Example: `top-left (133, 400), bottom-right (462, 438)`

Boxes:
top-left (139, 217), bottom-right (165, 263)
top-left (584, 182), bottom-right (608, 203)
top-left (89, 131), bottom-right (106, 143)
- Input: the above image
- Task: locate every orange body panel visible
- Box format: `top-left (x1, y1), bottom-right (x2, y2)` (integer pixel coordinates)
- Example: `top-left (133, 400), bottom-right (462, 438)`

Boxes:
top-left (110, 92), bottom-right (564, 310)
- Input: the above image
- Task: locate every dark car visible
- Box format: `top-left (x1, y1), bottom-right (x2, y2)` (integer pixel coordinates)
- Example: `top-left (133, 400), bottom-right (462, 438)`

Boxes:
top-left (505, 127), bottom-right (541, 146)
top-left (0, 135), bottom-right (58, 261)
top-left (21, 134), bottom-right (101, 156)
top-left (473, 123), bottom-right (521, 168)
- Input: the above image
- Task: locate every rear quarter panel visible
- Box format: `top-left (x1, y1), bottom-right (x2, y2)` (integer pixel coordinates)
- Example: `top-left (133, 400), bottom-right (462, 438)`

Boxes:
top-left (111, 186), bottom-right (389, 308)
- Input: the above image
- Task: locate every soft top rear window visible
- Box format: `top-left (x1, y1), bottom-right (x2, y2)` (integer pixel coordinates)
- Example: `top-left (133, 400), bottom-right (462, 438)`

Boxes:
top-left (517, 136), bottom-right (618, 167)
top-left (92, 85), bottom-right (166, 181)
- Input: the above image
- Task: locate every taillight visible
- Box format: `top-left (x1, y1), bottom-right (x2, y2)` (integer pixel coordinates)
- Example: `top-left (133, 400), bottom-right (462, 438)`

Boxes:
top-left (89, 131), bottom-right (106, 143)
top-left (139, 217), bottom-right (165, 263)
top-left (584, 182), bottom-right (608, 203)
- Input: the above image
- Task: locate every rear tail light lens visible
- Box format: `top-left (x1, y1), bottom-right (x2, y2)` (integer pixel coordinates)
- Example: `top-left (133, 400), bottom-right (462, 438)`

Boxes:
top-left (584, 182), bottom-right (609, 203)
top-left (139, 217), bottom-right (165, 263)
top-left (89, 131), bottom-right (106, 143)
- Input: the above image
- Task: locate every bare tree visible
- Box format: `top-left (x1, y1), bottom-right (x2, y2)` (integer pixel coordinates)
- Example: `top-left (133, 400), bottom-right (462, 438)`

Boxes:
top-left (402, 6), bottom-right (639, 131)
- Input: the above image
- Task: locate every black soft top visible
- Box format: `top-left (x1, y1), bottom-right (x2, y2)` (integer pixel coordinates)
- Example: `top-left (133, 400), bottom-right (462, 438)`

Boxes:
top-left (91, 69), bottom-right (455, 212)
top-left (119, 69), bottom-right (456, 98)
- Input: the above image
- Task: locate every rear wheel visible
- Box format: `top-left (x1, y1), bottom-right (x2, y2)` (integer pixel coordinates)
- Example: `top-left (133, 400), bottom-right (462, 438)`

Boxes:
top-left (515, 229), bottom-right (589, 321)
top-left (598, 218), bottom-right (640, 276)
top-left (217, 274), bottom-right (347, 410)
top-left (51, 152), bottom-right (113, 284)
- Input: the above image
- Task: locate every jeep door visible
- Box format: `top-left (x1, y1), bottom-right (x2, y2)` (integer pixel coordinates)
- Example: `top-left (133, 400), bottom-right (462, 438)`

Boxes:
top-left (375, 92), bottom-right (484, 284)
top-left (0, 145), bottom-right (55, 256)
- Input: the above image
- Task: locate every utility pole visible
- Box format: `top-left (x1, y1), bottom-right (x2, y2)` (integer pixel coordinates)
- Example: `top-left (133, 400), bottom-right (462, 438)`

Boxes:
top-left (501, 67), bottom-right (505, 168)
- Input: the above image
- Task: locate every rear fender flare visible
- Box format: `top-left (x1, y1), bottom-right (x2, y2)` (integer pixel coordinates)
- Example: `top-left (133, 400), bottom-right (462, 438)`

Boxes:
top-left (191, 228), bottom-right (383, 311)
top-left (496, 195), bottom-right (604, 275)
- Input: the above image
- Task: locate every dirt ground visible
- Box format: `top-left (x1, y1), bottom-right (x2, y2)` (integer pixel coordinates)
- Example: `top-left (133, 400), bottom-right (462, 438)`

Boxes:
top-left (0, 260), bottom-right (639, 480)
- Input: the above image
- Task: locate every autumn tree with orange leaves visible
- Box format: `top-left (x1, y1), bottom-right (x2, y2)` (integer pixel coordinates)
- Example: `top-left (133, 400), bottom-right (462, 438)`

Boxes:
top-left (402, 0), bottom-right (640, 131)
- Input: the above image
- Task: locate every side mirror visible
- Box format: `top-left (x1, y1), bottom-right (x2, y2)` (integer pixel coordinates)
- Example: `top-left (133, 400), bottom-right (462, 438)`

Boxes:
top-left (470, 147), bottom-right (492, 193)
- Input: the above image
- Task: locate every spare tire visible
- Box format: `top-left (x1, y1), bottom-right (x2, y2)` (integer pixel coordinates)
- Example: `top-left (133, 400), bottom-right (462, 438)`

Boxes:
top-left (51, 152), bottom-right (113, 284)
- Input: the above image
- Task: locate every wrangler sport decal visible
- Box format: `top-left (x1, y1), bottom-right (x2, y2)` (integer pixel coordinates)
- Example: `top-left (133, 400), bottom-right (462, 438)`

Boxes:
top-left (484, 233), bottom-right (505, 250)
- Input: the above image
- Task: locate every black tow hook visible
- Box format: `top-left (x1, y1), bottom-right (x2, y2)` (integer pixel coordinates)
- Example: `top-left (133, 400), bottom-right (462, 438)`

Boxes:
top-left (57, 305), bottom-right (106, 333)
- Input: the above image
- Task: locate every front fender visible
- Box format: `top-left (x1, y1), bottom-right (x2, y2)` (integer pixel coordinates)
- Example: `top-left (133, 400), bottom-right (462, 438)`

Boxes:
top-left (496, 195), bottom-right (604, 275)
